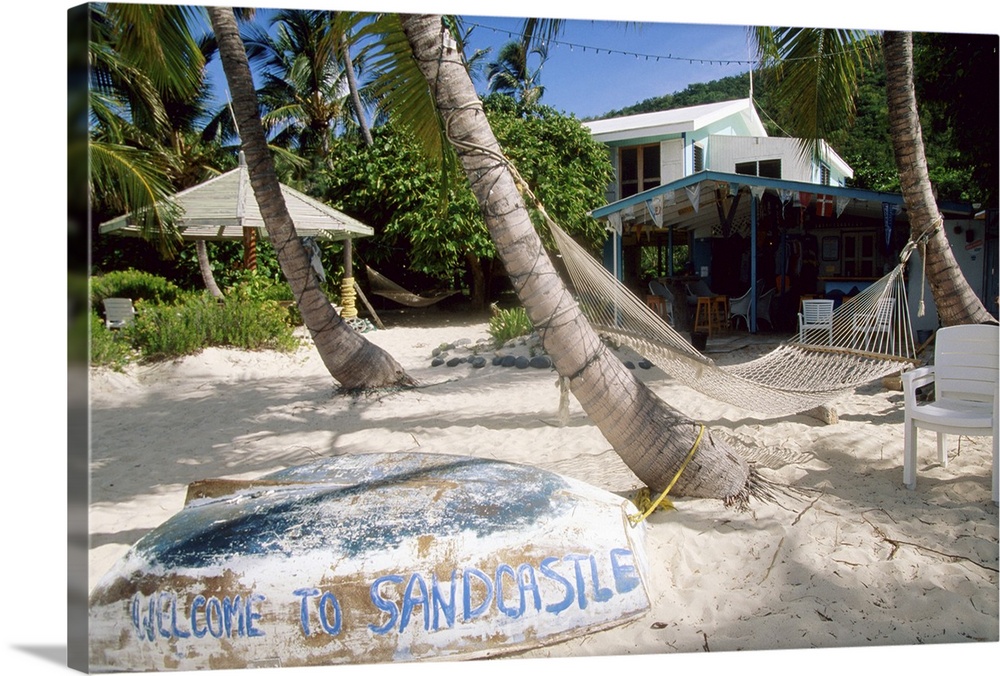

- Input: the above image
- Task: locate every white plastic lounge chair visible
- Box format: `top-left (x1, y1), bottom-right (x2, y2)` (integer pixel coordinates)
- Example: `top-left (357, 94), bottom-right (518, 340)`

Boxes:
top-left (102, 297), bottom-right (136, 329)
top-left (902, 324), bottom-right (999, 504)
top-left (797, 299), bottom-right (834, 344)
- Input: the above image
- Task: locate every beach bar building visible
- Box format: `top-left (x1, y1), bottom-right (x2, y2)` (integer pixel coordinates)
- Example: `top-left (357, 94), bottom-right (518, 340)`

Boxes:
top-left (583, 98), bottom-right (995, 333)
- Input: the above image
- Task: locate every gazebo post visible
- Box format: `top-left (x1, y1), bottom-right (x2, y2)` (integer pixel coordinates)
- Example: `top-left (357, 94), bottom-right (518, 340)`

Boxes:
top-left (340, 238), bottom-right (358, 319)
top-left (243, 227), bottom-right (257, 271)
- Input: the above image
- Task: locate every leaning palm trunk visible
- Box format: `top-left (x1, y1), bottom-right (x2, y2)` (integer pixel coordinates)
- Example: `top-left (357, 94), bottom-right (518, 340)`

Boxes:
top-left (195, 241), bottom-right (224, 299)
top-left (884, 31), bottom-right (995, 326)
top-left (209, 6), bottom-right (413, 391)
top-left (400, 14), bottom-right (760, 506)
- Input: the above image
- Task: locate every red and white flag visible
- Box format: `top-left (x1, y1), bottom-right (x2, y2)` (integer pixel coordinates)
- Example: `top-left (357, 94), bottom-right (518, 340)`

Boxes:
top-left (815, 193), bottom-right (835, 218)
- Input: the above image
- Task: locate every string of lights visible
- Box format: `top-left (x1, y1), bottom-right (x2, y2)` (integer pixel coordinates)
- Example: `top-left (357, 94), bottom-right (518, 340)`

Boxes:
top-left (465, 21), bottom-right (869, 68)
top-left (465, 20), bottom-right (758, 68)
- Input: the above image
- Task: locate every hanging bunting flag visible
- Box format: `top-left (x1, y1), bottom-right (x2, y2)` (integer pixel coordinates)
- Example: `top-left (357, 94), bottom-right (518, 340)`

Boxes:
top-left (882, 202), bottom-right (895, 249)
top-left (635, 223), bottom-right (644, 242)
top-left (798, 192), bottom-right (813, 209)
top-left (779, 189), bottom-right (794, 205)
top-left (835, 195), bottom-right (850, 217)
top-left (647, 196), bottom-right (664, 227)
top-left (815, 193), bottom-right (835, 218)
top-left (685, 184), bottom-right (701, 213)
top-left (750, 185), bottom-right (766, 201)
top-left (607, 212), bottom-right (622, 236)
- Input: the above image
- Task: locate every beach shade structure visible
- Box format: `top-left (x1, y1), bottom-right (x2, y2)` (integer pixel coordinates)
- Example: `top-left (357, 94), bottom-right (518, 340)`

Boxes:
top-left (88, 452), bottom-right (650, 670)
top-left (99, 153), bottom-right (374, 246)
top-left (99, 152), bottom-right (375, 313)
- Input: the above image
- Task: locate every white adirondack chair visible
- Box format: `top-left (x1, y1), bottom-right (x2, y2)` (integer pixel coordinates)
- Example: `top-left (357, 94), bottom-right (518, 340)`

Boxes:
top-left (902, 324), bottom-right (999, 504)
top-left (797, 299), bottom-right (834, 345)
top-left (103, 297), bottom-right (136, 329)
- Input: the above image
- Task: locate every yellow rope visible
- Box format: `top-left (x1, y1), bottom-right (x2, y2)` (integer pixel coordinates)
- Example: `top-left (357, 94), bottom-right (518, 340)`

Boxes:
top-left (628, 424), bottom-right (705, 527)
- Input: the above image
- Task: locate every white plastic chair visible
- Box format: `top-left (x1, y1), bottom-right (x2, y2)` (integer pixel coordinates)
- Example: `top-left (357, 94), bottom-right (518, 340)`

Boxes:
top-left (102, 297), bottom-right (136, 329)
top-left (797, 299), bottom-right (834, 344)
top-left (902, 324), bottom-right (999, 504)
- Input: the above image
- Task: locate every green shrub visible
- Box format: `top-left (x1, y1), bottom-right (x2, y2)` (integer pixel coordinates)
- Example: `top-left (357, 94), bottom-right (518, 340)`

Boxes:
top-left (124, 293), bottom-right (299, 361)
top-left (126, 297), bottom-right (212, 360)
top-left (225, 270), bottom-right (294, 302)
top-left (89, 312), bottom-right (134, 370)
top-left (488, 305), bottom-right (533, 345)
top-left (91, 269), bottom-right (182, 305)
top-left (210, 296), bottom-right (299, 352)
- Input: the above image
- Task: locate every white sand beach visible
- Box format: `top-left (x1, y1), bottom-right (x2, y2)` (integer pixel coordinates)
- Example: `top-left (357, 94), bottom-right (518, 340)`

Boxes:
top-left (84, 309), bottom-right (998, 672)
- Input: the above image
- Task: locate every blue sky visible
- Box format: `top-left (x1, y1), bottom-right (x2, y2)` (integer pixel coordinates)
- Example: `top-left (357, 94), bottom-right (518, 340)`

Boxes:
top-left (458, 16), bottom-right (755, 119)
top-left (201, 8), bottom-right (758, 122)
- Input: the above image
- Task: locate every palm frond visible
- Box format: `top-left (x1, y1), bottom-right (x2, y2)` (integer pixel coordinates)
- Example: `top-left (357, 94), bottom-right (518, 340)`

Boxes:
top-left (755, 27), bottom-right (878, 159)
top-left (90, 141), bottom-right (184, 256)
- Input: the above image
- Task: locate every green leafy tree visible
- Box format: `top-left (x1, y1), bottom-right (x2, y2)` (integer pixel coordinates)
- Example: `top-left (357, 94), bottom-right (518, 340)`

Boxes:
top-left (318, 97), bottom-right (612, 309)
top-left (88, 2), bottom-right (207, 255)
top-left (913, 31), bottom-right (998, 207)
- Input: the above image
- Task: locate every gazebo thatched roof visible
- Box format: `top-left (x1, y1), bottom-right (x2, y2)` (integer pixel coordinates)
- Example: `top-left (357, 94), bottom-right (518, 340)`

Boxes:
top-left (99, 154), bottom-right (373, 242)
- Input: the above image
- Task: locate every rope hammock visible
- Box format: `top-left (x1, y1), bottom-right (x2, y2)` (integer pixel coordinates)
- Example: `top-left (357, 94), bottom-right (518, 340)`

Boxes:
top-left (547, 218), bottom-right (921, 417)
top-left (364, 265), bottom-right (459, 308)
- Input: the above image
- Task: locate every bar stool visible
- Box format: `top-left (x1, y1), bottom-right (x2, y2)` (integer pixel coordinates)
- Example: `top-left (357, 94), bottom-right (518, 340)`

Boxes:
top-left (710, 296), bottom-right (728, 334)
top-left (694, 296), bottom-right (729, 337)
top-left (693, 297), bottom-right (714, 335)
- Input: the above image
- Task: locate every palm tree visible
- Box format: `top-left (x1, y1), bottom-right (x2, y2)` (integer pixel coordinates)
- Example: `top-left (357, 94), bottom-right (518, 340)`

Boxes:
top-left (242, 9), bottom-right (356, 158)
top-left (88, 2), bottom-right (206, 255)
top-left (90, 4), bottom-right (243, 296)
top-left (398, 14), bottom-right (760, 506)
top-left (882, 31), bottom-right (994, 325)
top-left (207, 6), bottom-right (414, 392)
top-left (755, 28), bottom-right (995, 327)
top-left (486, 40), bottom-right (548, 109)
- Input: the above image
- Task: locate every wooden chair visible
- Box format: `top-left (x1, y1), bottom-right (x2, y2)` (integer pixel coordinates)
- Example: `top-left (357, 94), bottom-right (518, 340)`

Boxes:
top-left (902, 324), bottom-right (999, 504)
top-left (102, 297), bottom-right (136, 329)
top-left (648, 281), bottom-right (675, 326)
top-left (797, 299), bottom-right (834, 344)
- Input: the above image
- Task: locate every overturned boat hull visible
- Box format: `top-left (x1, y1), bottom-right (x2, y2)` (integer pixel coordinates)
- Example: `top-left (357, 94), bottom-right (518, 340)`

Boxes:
top-left (88, 452), bottom-right (650, 671)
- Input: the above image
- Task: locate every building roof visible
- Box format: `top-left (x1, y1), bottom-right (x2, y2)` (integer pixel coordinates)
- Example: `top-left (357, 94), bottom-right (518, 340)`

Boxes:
top-left (583, 98), bottom-right (767, 144)
top-left (100, 154), bottom-right (373, 242)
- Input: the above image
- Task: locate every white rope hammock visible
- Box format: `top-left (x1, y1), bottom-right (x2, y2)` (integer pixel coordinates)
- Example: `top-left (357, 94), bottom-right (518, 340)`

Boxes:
top-left (365, 265), bottom-right (459, 308)
top-left (548, 219), bottom-right (919, 416)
